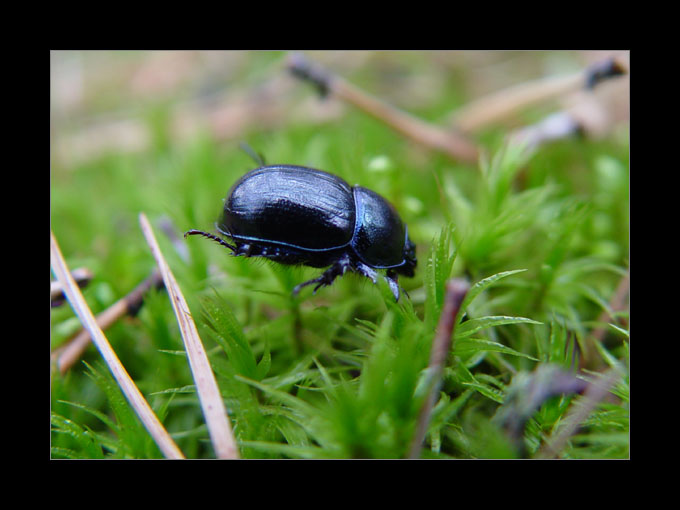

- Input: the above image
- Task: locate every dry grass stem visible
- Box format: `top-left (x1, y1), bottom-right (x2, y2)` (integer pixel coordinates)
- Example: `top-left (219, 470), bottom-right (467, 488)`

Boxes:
top-left (50, 230), bottom-right (184, 459)
top-left (288, 53), bottom-right (479, 164)
top-left (138, 213), bottom-right (240, 459)
top-left (51, 267), bottom-right (93, 305)
top-left (409, 278), bottom-right (469, 459)
top-left (450, 56), bottom-right (626, 134)
top-left (333, 78), bottom-right (479, 163)
top-left (52, 270), bottom-right (164, 374)
top-left (451, 72), bottom-right (584, 133)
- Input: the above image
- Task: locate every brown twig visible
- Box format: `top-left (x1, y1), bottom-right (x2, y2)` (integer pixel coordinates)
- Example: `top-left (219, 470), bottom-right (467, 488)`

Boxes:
top-left (51, 230), bottom-right (185, 459)
top-left (51, 267), bottom-right (93, 307)
top-left (452, 72), bottom-right (584, 134)
top-left (408, 278), bottom-right (469, 459)
top-left (139, 213), bottom-right (240, 459)
top-left (451, 55), bottom-right (627, 134)
top-left (287, 53), bottom-right (479, 164)
top-left (51, 270), bottom-right (164, 374)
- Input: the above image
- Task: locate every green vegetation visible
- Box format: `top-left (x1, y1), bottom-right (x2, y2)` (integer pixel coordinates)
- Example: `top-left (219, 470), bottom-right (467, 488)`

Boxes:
top-left (51, 52), bottom-right (629, 459)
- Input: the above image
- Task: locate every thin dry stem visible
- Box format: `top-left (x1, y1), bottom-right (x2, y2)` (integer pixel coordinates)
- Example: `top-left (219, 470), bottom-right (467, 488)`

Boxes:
top-left (333, 79), bottom-right (479, 163)
top-left (51, 267), bottom-right (93, 305)
top-left (138, 213), bottom-right (240, 459)
top-left (451, 72), bottom-right (584, 133)
top-left (52, 270), bottom-right (164, 374)
top-left (409, 278), bottom-right (469, 459)
top-left (288, 53), bottom-right (479, 164)
top-left (450, 55), bottom-right (626, 134)
top-left (50, 230), bottom-right (184, 459)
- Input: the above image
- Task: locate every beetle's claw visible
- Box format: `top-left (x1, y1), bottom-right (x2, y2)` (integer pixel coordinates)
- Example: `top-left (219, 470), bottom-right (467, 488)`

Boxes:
top-left (386, 277), bottom-right (400, 302)
top-left (384, 270), bottom-right (403, 302)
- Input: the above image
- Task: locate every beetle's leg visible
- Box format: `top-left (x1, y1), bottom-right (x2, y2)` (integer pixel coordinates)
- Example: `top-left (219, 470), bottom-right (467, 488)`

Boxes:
top-left (354, 261), bottom-right (378, 285)
top-left (184, 230), bottom-right (237, 253)
top-left (385, 269), bottom-right (406, 302)
top-left (355, 263), bottom-right (402, 301)
top-left (355, 261), bottom-right (398, 301)
top-left (292, 257), bottom-right (351, 297)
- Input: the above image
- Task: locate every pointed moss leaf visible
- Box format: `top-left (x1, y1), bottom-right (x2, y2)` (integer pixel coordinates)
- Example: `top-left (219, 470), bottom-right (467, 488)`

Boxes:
top-left (454, 338), bottom-right (538, 360)
top-left (608, 323), bottom-right (629, 338)
top-left (354, 318), bottom-right (380, 338)
top-left (456, 315), bottom-right (542, 339)
top-left (548, 318), bottom-right (572, 365)
top-left (51, 412), bottom-right (105, 459)
top-left (559, 257), bottom-right (628, 279)
top-left (235, 375), bottom-right (316, 417)
top-left (157, 349), bottom-right (188, 357)
top-left (56, 399), bottom-right (116, 431)
top-left (459, 269), bottom-right (527, 320)
top-left (201, 292), bottom-right (257, 379)
top-left (460, 382), bottom-right (505, 403)
top-left (262, 352), bottom-right (317, 389)
top-left (424, 224), bottom-right (457, 331)
top-left (274, 416), bottom-right (312, 448)
top-left (312, 357), bottom-right (338, 398)
top-left (255, 341), bottom-right (272, 380)
top-left (572, 282), bottom-right (613, 316)
top-left (51, 446), bottom-right (81, 459)
top-left (83, 361), bottom-right (151, 458)
top-left (150, 385), bottom-right (197, 396)
top-left (83, 362), bottom-right (136, 434)
top-left (451, 364), bottom-right (504, 403)
top-left (239, 440), bottom-right (327, 459)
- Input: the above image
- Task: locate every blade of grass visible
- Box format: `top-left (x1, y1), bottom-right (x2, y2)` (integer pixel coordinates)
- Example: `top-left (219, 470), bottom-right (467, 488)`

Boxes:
top-left (458, 269), bottom-right (527, 320)
top-left (138, 212), bottom-right (239, 459)
top-left (50, 230), bottom-right (184, 459)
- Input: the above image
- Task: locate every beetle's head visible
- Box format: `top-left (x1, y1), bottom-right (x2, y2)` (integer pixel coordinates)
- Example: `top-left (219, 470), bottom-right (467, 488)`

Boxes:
top-left (397, 230), bottom-right (417, 278)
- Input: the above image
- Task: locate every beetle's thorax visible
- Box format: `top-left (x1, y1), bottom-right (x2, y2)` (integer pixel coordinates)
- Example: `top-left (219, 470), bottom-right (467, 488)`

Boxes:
top-left (350, 186), bottom-right (408, 269)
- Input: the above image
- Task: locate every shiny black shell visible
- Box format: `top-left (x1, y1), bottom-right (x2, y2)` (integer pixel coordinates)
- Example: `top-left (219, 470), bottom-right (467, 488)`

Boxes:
top-left (218, 165), bottom-right (413, 272)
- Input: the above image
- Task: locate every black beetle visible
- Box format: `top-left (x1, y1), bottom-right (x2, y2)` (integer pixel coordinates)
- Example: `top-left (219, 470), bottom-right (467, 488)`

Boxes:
top-left (185, 164), bottom-right (417, 301)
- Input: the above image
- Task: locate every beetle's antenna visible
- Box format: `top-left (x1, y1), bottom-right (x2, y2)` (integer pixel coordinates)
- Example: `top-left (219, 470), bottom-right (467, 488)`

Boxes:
top-left (239, 142), bottom-right (266, 167)
top-left (184, 230), bottom-right (236, 252)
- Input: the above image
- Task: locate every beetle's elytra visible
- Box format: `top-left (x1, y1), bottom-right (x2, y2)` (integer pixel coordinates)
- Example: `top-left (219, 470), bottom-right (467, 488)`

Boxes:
top-left (185, 164), bottom-right (416, 300)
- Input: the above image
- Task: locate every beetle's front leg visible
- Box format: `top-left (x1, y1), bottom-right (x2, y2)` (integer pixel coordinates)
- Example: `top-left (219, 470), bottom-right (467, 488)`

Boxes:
top-left (355, 262), bottom-right (401, 301)
top-left (385, 269), bottom-right (405, 302)
top-left (354, 261), bottom-right (398, 301)
top-left (292, 256), bottom-right (352, 297)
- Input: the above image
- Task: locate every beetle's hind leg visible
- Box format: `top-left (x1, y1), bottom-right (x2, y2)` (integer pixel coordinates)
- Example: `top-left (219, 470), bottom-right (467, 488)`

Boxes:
top-left (184, 229), bottom-right (237, 252)
top-left (292, 256), bottom-right (351, 297)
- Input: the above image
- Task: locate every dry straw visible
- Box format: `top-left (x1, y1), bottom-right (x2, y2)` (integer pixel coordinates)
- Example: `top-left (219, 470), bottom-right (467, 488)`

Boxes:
top-left (138, 213), bottom-right (240, 459)
top-left (51, 230), bottom-right (185, 459)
